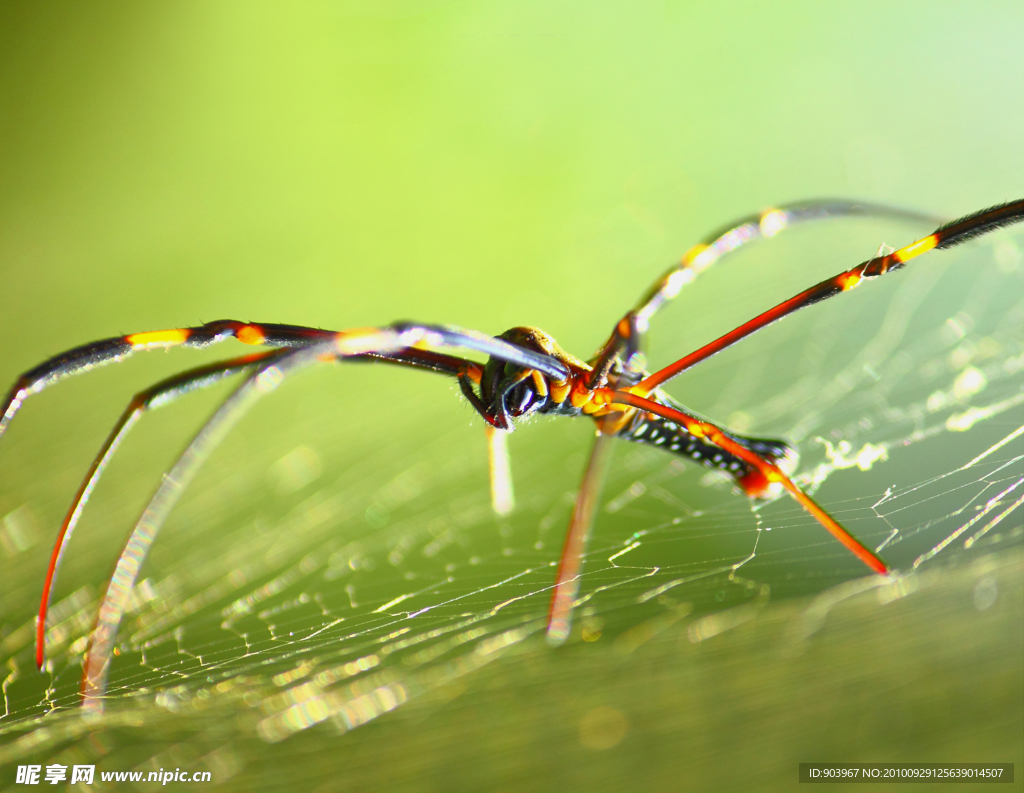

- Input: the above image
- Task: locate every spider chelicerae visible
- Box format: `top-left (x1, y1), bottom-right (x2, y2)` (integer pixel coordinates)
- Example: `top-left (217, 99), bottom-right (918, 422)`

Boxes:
top-left (2, 197), bottom-right (1021, 703)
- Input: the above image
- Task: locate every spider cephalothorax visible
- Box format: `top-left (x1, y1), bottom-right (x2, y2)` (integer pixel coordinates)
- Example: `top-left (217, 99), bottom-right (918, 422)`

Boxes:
top-left (474, 327), bottom-right (592, 427)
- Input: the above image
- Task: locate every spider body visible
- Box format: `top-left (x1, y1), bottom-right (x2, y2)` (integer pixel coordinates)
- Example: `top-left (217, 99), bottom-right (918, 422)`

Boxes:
top-left (465, 325), bottom-right (796, 498)
top-left (3, 197), bottom-right (1022, 704)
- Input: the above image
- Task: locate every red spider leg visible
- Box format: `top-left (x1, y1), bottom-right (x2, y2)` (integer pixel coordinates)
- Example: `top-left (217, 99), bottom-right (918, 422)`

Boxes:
top-left (1, 320), bottom-right (568, 442)
top-left (35, 350), bottom-right (287, 669)
top-left (45, 328), bottom-right (415, 672)
top-left (636, 199), bottom-right (1024, 395)
top-left (546, 431), bottom-right (616, 644)
top-left (78, 325), bottom-right (555, 705)
top-left (46, 344), bottom-right (487, 671)
top-left (611, 390), bottom-right (888, 574)
top-left (560, 202), bottom-right (929, 631)
top-left (586, 200), bottom-right (942, 388)
top-left (81, 346), bottom-right (329, 708)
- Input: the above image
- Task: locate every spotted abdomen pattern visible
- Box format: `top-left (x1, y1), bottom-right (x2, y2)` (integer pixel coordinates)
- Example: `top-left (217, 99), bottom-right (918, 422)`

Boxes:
top-left (616, 407), bottom-right (796, 487)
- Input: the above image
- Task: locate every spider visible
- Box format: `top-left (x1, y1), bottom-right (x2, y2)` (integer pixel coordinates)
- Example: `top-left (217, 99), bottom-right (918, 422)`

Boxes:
top-left (2, 197), bottom-right (1021, 701)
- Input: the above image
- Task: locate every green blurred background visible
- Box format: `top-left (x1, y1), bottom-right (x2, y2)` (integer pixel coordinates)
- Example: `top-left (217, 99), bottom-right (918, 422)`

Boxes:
top-left (1, 2), bottom-right (1022, 791)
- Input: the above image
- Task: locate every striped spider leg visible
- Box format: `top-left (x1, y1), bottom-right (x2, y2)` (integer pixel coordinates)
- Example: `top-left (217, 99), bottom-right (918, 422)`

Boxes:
top-left (76, 332), bottom-right (570, 704)
top-left (0, 321), bottom-right (570, 673)
top-left (545, 199), bottom-right (942, 642)
top-left (545, 198), bottom-right (1024, 642)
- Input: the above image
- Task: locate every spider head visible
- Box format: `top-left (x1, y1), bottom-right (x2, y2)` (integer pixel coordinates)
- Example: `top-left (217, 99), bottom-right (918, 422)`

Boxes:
top-left (478, 327), bottom-right (587, 429)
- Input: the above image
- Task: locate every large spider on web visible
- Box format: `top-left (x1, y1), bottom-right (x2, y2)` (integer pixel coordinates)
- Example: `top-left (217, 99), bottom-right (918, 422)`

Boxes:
top-left (2, 197), bottom-right (1021, 705)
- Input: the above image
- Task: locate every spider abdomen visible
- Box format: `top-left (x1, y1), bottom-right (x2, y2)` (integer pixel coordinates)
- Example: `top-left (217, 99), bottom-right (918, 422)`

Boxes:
top-left (617, 408), bottom-right (797, 498)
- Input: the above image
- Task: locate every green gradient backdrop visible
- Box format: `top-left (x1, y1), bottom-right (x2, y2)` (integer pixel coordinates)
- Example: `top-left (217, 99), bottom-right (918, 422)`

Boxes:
top-left (1, 3), bottom-right (1022, 791)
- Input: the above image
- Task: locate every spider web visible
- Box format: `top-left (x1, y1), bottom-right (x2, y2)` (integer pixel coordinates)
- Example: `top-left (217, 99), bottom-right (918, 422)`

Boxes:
top-left (0, 225), bottom-right (1021, 784)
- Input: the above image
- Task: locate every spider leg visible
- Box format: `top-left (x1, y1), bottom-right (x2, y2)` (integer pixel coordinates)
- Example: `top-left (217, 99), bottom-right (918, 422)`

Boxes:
top-left (0, 321), bottom-right (568, 442)
top-left (76, 323), bottom-right (546, 704)
top-left (353, 348), bottom-right (476, 378)
top-left (16, 322), bottom-right (543, 676)
top-left (45, 333), bottom-right (494, 673)
top-left (587, 199), bottom-right (943, 388)
top-left (546, 431), bottom-right (616, 644)
top-left (634, 199), bottom-right (944, 324)
top-left (635, 199), bottom-right (1024, 394)
top-left (35, 350), bottom-right (288, 669)
top-left (79, 345), bottom-right (328, 706)
top-left (388, 322), bottom-right (569, 381)
top-left (0, 321), bottom-right (330, 440)
top-left (611, 390), bottom-right (888, 575)
top-left (486, 426), bottom-right (514, 516)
